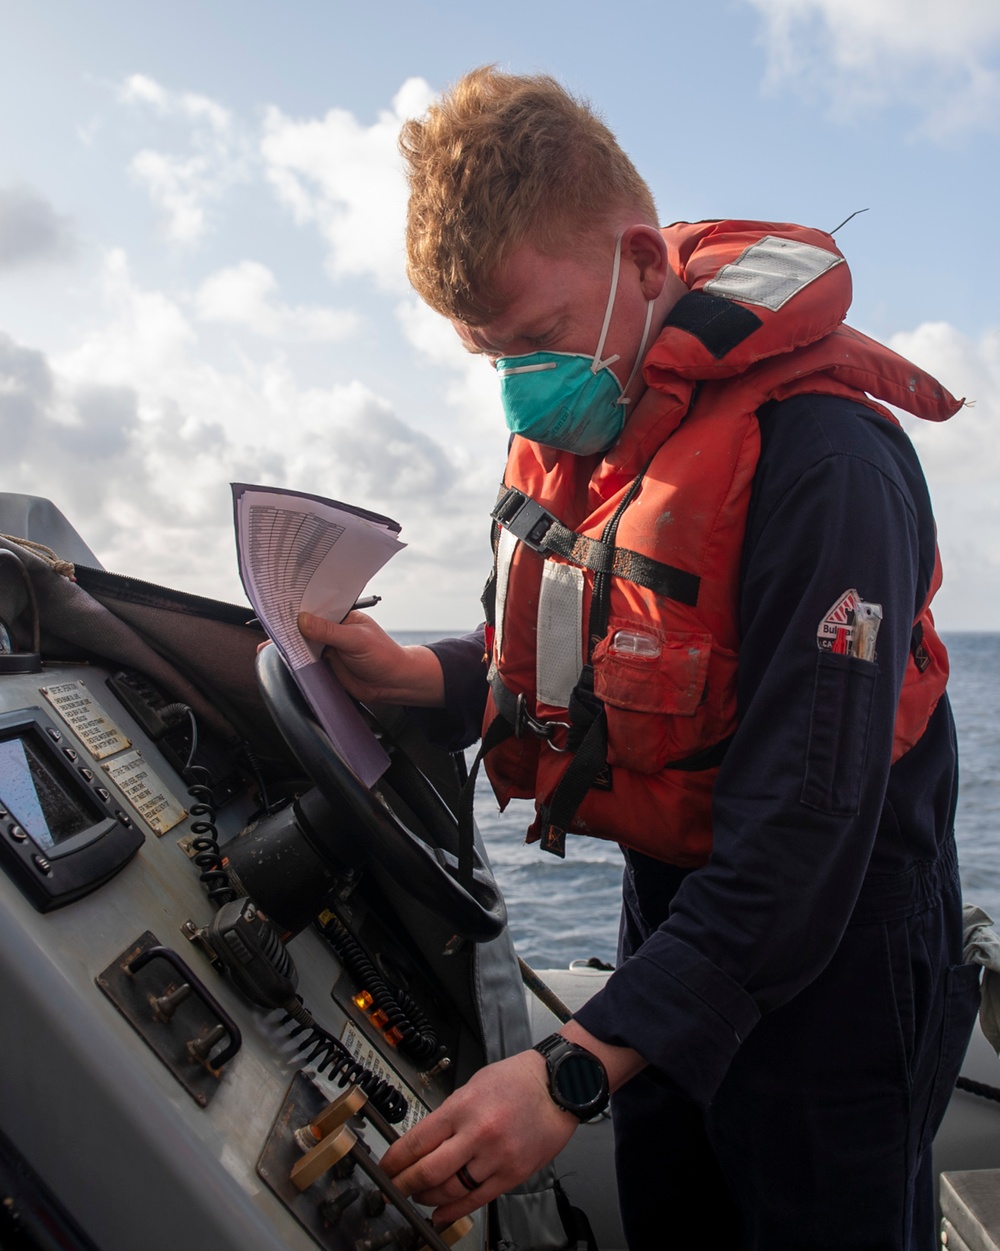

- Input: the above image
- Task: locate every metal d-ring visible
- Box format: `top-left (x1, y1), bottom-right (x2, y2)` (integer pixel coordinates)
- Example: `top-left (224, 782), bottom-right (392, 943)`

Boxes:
top-left (513, 694), bottom-right (571, 752)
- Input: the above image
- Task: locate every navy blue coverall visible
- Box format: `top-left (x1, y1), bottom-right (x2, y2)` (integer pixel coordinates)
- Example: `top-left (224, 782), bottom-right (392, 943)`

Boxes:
top-left (423, 392), bottom-right (980, 1250)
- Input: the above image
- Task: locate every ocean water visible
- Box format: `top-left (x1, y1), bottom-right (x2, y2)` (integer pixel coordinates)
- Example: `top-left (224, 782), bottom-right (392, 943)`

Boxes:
top-left (946, 633), bottom-right (1000, 921)
top-left (392, 631), bottom-right (1000, 969)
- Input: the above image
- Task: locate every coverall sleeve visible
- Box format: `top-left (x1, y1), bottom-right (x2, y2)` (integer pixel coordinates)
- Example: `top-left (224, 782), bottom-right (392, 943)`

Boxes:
top-left (407, 628), bottom-right (488, 751)
top-left (573, 393), bottom-right (942, 1105)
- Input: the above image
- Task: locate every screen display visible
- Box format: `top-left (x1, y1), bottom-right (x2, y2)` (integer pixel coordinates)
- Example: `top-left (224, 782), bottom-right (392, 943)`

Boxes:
top-left (0, 734), bottom-right (95, 851)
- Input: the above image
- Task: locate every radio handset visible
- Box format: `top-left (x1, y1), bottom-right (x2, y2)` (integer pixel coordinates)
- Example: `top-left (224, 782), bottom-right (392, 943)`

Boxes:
top-left (195, 898), bottom-right (299, 1010)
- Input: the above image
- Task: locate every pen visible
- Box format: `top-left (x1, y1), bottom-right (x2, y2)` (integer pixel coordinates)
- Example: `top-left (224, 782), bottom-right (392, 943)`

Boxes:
top-left (246, 595), bottom-right (381, 632)
top-left (849, 599), bottom-right (882, 661)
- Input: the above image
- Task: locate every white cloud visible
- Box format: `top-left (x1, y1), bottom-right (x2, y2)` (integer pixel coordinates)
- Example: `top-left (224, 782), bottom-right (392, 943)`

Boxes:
top-left (1, 77), bottom-right (503, 626)
top-left (748, 0), bottom-right (1000, 135)
top-left (1, 249), bottom-right (497, 624)
top-left (195, 261), bottom-right (358, 342)
top-left (0, 334), bottom-right (55, 454)
top-left (889, 320), bottom-right (1000, 628)
top-left (393, 295), bottom-right (510, 508)
top-left (120, 74), bottom-right (232, 134)
top-left (890, 321), bottom-right (1000, 482)
top-left (128, 149), bottom-right (215, 244)
top-left (116, 71), bottom-right (434, 261)
top-left (62, 248), bottom-right (196, 386)
top-left (118, 74), bottom-right (247, 244)
top-left (0, 185), bottom-right (76, 269)
top-left (260, 78), bottom-right (436, 290)
top-left (395, 297), bottom-right (504, 431)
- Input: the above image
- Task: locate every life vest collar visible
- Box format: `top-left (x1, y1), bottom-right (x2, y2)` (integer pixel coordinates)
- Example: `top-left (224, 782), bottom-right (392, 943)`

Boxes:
top-left (589, 220), bottom-right (853, 497)
top-left (648, 221), bottom-right (852, 382)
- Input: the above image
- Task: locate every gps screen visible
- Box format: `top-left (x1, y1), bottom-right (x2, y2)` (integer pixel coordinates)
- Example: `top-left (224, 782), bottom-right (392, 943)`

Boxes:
top-left (0, 734), bottom-right (96, 851)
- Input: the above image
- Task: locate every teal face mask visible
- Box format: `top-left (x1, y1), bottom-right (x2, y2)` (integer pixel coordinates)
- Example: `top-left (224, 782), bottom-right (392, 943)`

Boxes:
top-left (495, 240), bottom-right (656, 456)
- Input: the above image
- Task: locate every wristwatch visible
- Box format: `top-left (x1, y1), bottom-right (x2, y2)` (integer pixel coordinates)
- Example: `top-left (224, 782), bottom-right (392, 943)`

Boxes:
top-left (532, 1033), bottom-right (610, 1121)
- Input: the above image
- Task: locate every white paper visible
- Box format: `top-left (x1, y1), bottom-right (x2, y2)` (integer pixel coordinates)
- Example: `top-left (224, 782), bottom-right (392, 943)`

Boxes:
top-left (232, 484), bottom-right (406, 786)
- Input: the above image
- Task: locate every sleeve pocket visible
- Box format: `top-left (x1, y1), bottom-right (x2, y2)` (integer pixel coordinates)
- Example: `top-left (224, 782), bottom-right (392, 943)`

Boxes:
top-left (800, 651), bottom-right (877, 815)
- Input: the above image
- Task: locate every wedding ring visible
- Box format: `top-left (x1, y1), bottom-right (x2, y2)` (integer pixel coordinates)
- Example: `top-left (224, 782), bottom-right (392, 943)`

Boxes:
top-left (456, 1164), bottom-right (482, 1191)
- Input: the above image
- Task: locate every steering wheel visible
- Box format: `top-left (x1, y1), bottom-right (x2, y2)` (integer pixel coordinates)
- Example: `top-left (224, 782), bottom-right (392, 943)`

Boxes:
top-left (255, 644), bottom-right (507, 942)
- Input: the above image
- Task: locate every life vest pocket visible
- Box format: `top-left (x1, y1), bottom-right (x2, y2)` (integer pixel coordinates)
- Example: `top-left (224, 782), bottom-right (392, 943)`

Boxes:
top-left (592, 621), bottom-right (713, 774)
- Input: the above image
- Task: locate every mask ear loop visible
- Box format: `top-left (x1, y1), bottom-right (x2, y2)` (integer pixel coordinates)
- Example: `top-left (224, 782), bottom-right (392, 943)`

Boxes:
top-left (592, 235), bottom-right (657, 404)
top-left (615, 295), bottom-right (656, 408)
top-left (592, 238), bottom-right (624, 374)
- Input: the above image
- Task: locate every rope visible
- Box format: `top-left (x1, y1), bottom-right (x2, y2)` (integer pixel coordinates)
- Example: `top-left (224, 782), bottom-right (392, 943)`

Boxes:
top-left (518, 956), bottom-right (573, 1025)
top-left (955, 1075), bottom-right (1000, 1103)
top-left (0, 534), bottom-right (76, 579)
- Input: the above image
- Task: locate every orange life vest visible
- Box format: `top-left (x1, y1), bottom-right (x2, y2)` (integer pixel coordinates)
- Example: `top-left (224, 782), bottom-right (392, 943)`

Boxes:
top-left (481, 220), bottom-right (962, 867)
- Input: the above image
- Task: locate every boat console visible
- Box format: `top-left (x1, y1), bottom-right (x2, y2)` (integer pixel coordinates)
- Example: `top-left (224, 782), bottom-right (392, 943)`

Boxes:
top-left (0, 500), bottom-right (578, 1251)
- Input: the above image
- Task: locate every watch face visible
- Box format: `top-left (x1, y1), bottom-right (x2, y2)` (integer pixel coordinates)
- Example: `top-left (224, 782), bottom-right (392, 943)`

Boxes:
top-left (555, 1051), bottom-right (606, 1107)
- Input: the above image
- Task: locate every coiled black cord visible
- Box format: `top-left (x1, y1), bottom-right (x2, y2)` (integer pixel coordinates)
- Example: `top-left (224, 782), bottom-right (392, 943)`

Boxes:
top-left (319, 915), bottom-right (443, 1065)
top-left (280, 999), bottom-right (408, 1124)
top-left (188, 765), bottom-right (237, 907)
top-left (236, 738), bottom-right (273, 815)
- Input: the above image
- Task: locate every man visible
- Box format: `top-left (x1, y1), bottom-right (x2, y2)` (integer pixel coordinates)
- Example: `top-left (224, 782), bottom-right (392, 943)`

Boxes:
top-left (299, 67), bottom-right (979, 1249)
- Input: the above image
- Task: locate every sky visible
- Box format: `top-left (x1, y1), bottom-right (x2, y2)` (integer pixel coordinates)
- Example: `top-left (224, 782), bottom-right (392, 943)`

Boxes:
top-left (1, 0), bottom-right (998, 631)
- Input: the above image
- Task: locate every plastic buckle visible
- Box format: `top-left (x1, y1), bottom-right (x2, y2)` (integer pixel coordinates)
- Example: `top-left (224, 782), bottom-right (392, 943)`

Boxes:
top-left (498, 495), bottom-right (556, 554)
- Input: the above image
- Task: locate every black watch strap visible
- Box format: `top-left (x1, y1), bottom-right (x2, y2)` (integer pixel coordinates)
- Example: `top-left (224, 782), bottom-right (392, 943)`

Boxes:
top-left (534, 1032), bottom-right (571, 1061)
top-left (532, 1033), bottom-right (610, 1121)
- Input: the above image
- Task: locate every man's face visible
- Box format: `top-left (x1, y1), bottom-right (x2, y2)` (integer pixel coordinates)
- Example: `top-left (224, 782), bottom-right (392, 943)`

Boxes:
top-left (455, 238), bottom-right (657, 406)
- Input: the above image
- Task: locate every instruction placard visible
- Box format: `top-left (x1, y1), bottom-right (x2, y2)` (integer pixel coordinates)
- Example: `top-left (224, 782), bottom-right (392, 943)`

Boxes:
top-left (102, 749), bottom-right (187, 836)
top-left (41, 681), bottom-right (132, 760)
top-left (339, 1019), bottom-right (427, 1134)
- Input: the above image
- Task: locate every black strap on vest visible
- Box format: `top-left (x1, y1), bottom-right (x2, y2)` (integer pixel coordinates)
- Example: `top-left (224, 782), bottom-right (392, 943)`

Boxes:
top-left (491, 488), bottom-right (701, 607)
top-left (910, 619), bottom-right (931, 673)
top-left (480, 504), bottom-right (505, 629)
top-left (457, 713), bottom-right (514, 887)
top-left (537, 667), bottom-right (609, 857)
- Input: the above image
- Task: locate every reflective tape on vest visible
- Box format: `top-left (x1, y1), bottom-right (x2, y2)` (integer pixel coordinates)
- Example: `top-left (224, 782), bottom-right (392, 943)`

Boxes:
top-left (536, 562), bottom-right (584, 708)
top-left (704, 235), bottom-right (844, 313)
top-left (493, 526), bottom-right (518, 668)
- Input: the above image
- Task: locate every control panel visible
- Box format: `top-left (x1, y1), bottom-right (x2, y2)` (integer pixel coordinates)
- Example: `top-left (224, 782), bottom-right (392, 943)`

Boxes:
top-left (0, 659), bottom-right (497, 1251)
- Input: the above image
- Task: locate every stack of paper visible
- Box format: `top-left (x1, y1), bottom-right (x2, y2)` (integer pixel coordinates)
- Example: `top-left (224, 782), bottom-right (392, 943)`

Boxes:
top-left (232, 484), bottom-right (406, 786)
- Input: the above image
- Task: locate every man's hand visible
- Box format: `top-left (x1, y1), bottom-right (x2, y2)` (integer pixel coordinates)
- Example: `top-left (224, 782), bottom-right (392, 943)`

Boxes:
top-left (380, 1049), bottom-right (579, 1226)
top-left (298, 610), bottom-right (446, 706)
